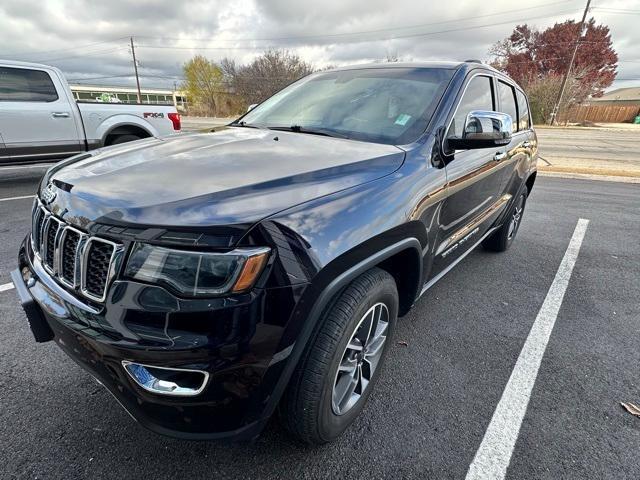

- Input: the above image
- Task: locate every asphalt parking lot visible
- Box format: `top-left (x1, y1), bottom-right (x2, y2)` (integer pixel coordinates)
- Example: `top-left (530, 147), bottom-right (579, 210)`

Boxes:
top-left (1, 165), bottom-right (639, 479)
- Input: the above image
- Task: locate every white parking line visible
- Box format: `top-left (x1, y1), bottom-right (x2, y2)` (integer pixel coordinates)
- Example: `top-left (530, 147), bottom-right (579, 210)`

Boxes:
top-left (0, 282), bottom-right (15, 293)
top-left (0, 194), bottom-right (34, 203)
top-left (466, 218), bottom-right (589, 480)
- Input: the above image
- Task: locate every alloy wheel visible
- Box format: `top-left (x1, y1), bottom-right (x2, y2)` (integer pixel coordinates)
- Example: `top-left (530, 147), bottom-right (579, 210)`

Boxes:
top-left (507, 194), bottom-right (525, 240)
top-left (331, 302), bottom-right (389, 416)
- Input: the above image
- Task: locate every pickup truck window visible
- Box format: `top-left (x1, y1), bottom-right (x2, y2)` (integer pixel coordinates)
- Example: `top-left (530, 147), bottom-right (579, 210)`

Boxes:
top-left (498, 80), bottom-right (518, 133)
top-left (516, 90), bottom-right (531, 131)
top-left (0, 67), bottom-right (58, 102)
top-left (450, 75), bottom-right (494, 138)
top-left (240, 68), bottom-right (453, 145)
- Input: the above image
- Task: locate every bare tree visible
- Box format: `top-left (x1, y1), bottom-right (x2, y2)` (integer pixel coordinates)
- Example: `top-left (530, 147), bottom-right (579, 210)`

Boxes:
top-left (222, 50), bottom-right (314, 107)
top-left (526, 68), bottom-right (591, 124)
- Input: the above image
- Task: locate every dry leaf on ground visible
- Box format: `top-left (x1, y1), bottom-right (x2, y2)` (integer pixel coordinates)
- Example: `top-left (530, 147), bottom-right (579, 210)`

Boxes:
top-left (620, 402), bottom-right (640, 417)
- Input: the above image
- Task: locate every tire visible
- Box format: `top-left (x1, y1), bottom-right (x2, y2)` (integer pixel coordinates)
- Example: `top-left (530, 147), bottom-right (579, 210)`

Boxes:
top-left (483, 186), bottom-right (528, 252)
top-left (108, 134), bottom-right (141, 145)
top-left (279, 267), bottom-right (398, 444)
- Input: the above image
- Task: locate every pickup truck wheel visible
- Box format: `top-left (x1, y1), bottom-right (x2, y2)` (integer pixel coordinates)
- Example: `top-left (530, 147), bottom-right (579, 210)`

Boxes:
top-left (279, 267), bottom-right (398, 444)
top-left (108, 134), bottom-right (141, 145)
top-left (483, 186), bottom-right (528, 252)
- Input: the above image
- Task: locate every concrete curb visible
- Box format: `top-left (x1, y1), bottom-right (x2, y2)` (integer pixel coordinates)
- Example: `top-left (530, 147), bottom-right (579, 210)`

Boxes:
top-left (538, 171), bottom-right (640, 184)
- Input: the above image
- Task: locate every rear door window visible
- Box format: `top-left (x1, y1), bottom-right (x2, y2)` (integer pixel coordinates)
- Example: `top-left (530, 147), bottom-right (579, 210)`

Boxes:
top-left (516, 90), bottom-right (531, 131)
top-left (0, 67), bottom-right (59, 102)
top-left (497, 80), bottom-right (518, 133)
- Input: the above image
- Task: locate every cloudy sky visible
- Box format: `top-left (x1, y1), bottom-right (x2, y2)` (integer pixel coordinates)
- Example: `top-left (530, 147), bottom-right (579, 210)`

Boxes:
top-left (1, 0), bottom-right (638, 91)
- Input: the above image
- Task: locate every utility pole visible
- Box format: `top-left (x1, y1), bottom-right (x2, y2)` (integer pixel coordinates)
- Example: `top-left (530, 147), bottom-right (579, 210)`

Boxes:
top-left (549, 0), bottom-right (591, 125)
top-left (173, 81), bottom-right (178, 109)
top-left (130, 36), bottom-right (142, 104)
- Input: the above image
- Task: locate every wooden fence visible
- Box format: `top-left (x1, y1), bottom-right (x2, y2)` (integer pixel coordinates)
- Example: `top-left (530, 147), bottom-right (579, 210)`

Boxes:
top-left (559, 104), bottom-right (640, 123)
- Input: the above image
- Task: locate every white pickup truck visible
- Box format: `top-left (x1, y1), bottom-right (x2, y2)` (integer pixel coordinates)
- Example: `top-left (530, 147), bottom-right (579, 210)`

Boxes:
top-left (0, 60), bottom-right (181, 164)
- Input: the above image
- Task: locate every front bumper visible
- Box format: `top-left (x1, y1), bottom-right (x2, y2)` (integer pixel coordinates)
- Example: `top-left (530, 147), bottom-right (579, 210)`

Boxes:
top-left (14, 237), bottom-right (305, 440)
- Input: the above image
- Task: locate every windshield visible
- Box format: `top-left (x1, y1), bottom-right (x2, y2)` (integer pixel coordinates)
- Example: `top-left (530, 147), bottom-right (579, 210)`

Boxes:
top-left (237, 67), bottom-right (454, 145)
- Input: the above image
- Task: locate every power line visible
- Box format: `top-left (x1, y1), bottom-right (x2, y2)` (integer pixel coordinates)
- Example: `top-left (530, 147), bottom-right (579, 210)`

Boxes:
top-left (136, 8), bottom-right (583, 51)
top-left (1, 2), bottom-right (579, 60)
top-left (2, 37), bottom-right (129, 58)
top-left (137, 0), bottom-right (577, 44)
top-left (592, 7), bottom-right (640, 15)
top-left (67, 74), bottom-right (133, 81)
top-left (35, 46), bottom-right (127, 63)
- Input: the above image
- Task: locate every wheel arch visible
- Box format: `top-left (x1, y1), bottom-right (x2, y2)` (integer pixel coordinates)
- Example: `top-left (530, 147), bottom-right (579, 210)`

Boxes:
top-left (103, 123), bottom-right (153, 146)
top-left (525, 170), bottom-right (537, 196)
top-left (257, 237), bottom-right (423, 430)
top-left (93, 114), bottom-right (158, 146)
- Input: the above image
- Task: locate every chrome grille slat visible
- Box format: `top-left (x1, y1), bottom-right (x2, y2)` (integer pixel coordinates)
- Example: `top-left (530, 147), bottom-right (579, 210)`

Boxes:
top-left (43, 216), bottom-right (63, 272)
top-left (30, 199), bottom-right (122, 303)
top-left (58, 227), bottom-right (85, 288)
top-left (31, 202), bottom-right (44, 249)
top-left (33, 207), bottom-right (48, 257)
top-left (81, 238), bottom-right (117, 302)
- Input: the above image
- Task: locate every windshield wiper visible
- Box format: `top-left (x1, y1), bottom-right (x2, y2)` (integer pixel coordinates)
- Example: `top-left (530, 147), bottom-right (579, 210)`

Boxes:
top-left (268, 125), bottom-right (349, 139)
top-left (230, 120), bottom-right (261, 129)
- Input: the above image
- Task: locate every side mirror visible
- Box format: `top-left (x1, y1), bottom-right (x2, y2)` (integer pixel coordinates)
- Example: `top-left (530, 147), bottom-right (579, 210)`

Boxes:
top-left (447, 110), bottom-right (512, 150)
top-left (247, 104), bottom-right (258, 112)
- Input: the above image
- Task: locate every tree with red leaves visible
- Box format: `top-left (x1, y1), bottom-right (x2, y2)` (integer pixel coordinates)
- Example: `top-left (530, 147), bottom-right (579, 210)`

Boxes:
top-left (490, 18), bottom-right (617, 123)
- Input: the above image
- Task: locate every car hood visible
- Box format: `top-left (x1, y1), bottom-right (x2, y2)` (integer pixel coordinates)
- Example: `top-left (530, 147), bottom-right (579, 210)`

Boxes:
top-left (44, 128), bottom-right (404, 244)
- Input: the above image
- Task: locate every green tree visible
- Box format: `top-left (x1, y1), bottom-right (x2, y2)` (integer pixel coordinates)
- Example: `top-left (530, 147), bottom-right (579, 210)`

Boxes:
top-left (181, 55), bottom-right (225, 116)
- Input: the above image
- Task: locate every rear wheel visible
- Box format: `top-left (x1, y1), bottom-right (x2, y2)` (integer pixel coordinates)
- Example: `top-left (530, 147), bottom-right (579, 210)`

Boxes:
top-left (483, 186), bottom-right (528, 252)
top-left (108, 134), bottom-right (141, 145)
top-left (279, 267), bottom-right (398, 444)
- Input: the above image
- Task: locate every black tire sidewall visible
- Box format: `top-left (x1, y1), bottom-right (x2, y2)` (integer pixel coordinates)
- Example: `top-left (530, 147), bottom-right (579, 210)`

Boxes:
top-left (483, 187), bottom-right (528, 252)
top-left (110, 134), bottom-right (141, 145)
top-left (316, 278), bottom-right (398, 442)
top-left (503, 190), bottom-right (527, 248)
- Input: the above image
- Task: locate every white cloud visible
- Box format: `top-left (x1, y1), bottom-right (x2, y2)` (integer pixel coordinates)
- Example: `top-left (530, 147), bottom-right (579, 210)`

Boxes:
top-left (1, 0), bottom-right (638, 90)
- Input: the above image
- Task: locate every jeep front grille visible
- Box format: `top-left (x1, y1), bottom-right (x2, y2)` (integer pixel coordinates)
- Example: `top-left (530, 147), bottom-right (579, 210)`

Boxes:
top-left (31, 200), bottom-right (122, 303)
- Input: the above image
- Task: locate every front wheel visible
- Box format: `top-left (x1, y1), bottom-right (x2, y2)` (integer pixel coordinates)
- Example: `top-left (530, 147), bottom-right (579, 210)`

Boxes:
top-left (279, 267), bottom-right (398, 444)
top-left (483, 186), bottom-right (528, 252)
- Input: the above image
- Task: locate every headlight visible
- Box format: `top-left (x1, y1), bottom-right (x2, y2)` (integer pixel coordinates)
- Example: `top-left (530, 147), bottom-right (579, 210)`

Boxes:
top-left (124, 243), bottom-right (270, 297)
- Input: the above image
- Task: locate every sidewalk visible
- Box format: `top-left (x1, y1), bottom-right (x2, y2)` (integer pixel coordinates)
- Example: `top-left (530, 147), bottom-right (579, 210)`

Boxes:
top-left (535, 124), bottom-right (640, 183)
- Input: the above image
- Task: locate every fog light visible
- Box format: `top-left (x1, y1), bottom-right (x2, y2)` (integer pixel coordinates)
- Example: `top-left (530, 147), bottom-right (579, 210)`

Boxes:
top-left (122, 361), bottom-right (209, 397)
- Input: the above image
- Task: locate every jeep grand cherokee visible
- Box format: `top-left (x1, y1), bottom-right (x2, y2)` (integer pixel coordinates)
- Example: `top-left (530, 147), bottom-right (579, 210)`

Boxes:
top-left (12, 61), bottom-right (537, 444)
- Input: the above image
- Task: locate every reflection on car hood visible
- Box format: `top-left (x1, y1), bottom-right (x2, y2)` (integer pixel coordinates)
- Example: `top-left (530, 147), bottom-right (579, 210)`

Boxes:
top-left (45, 128), bottom-right (405, 234)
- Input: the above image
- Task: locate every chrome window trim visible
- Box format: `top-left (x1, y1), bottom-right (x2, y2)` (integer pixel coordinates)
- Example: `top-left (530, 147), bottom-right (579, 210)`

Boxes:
top-left (80, 237), bottom-right (124, 303)
top-left (442, 71), bottom-right (496, 155)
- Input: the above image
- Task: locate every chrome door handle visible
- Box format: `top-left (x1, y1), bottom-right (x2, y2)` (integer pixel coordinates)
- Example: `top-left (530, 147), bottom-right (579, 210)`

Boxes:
top-left (494, 152), bottom-right (508, 162)
top-left (522, 141), bottom-right (532, 148)
top-left (51, 112), bottom-right (70, 118)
